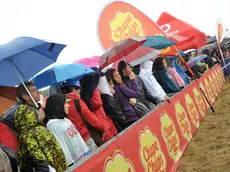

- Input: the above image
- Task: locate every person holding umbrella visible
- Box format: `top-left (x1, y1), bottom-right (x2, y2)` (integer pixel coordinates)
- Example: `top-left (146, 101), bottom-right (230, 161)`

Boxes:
top-left (14, 82), bottom-right (68, 172)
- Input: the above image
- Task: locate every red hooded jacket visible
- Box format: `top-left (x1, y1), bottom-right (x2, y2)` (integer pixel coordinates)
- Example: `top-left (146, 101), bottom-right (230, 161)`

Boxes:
top-left (90, 88), bottom-right (118, 143)
top-left (67, 93), bottom-right (105, 141)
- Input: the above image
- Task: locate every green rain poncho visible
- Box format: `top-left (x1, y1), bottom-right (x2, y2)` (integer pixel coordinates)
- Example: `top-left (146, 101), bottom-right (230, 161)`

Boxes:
top-left (14, 104), bottom-right (68, 172)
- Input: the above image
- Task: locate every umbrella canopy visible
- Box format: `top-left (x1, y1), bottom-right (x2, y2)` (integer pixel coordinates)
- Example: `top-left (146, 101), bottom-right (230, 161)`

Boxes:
top-left (0, 37), bottom-right (66, 86)
top-left (112, 46), bottom-right (160, 68)
top-left (100, 36), bottom-right (147, 69)
top-left (207, 35), bottom-right (230, 45)
top-left (207, 36), bottom-right (216, 44)
top-left (198, 43), bottom-right (217, 53)
top-left (34, 63), bottom-right (94, 89)
top-left (182, 55), bottom-right (207, 71)
top-left (143, 36), bottom-right (175, 49)
top-left (73, 56), bottom-right (100, 67)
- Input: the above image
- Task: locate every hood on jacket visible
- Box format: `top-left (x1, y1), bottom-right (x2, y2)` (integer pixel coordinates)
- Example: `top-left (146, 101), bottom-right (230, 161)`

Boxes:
top-left (140, 60), bottom-right (153, 73)
top-left (45, 94), bottom-right (67, 121)
top-left (98, 76), bottom-right (114, 97)
top-left (14, 105), bottom-right (43, 134)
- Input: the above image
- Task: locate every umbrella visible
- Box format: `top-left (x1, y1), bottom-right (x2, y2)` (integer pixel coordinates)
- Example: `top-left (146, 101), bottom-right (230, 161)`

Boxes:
top-left (198, 43), bottom-right (217, 53)
top-left (207, 35), bottom-right (230, 45)
top-left (207, 36), bottom-right (216, 44)
top-left (143, 35), bottom-right (176, 49)
top-left (182, 55), bottom-right (207, 71)
top-left (0, 37), bottom-right (66, 86)
top-left (112, 46), bottom-right (160, 68)
top-left (73, 56), bottom-right (100, 67)
top-left (0, 36), bottom-right (66, 107)
top-left (34, 63), bottom-right (94, 89)
top-left (100, 36), bottom-right (147, 69)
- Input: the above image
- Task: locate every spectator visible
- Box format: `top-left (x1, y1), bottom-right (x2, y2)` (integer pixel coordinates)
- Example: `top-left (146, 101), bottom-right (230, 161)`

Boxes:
top-left (153, 57), bottom-right (181, 94)
top-left (202, 49), bottom-right (215, 68)
top-left (118, 61), bottom-right (157, 110)
top-left (0, 147), bottom-right (12, 172)
top-left (63, 79), bottom-right (105, 149)
top-left (107, 68), bottom-right (140, 124)
top-left (45, 94), bottom-right (91, 166)
top-left (166, 58), bottom-right (186, 87)
top-left (15, 81), bottom-right (68, 172)
top-left (81, 68), bottom-right (117, 144)
top-left (139, 60), bottom-right (170, 103)
top-left (98, 75), bottom-right (128, 132)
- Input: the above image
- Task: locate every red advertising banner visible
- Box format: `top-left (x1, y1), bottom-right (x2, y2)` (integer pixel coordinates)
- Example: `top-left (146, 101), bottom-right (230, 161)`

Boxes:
top-left (69, 65), bottom-right (224, 172)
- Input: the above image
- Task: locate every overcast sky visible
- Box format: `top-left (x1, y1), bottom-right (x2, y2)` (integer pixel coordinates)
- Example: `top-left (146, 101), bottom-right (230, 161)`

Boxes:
top-left (0, 0), bottom-right (229, 64)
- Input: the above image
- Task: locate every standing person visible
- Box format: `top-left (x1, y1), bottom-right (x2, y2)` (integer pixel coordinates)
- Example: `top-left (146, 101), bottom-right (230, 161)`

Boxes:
top-left (202, 49), bottom-right (215, 68)
top-left (63, 79), bottom-right (105, 149)
top-left (15, 81), bottom-right (68, 172)
top-left (45, 94), bottom-right (91, 166)
top-left (139, 60), bottom-right (170, 103)
top-left (118, 61), bottom-right (157, 110)
top-left (107, 69), bottom-right (140, 124)
top-left (81, 68), bottom-right (117, 144)
top-left (166, 58), bottom-right (186, 87)
top-left (98, 75), bottom-right (128, 132)
top-left (153, 57), bottom-right (181, 94)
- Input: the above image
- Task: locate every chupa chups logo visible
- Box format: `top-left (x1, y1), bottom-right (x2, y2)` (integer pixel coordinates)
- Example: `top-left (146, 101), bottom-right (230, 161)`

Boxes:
top-left (208, 75), bottom-right (218, 97)
top-left (174, 101), bottom-right (192, 142)
top-left (110, 12), bottom-right (143, 42)
top-left (193, 88), bottom-right (206, 118)
top-left (185, 94), bottom-right (200, 128)
top-left (212, 72), bottom-right (220, 92)
top-left (214, 70), bottom-right (222, 90)
top-left (217, 66), bottom-right (224, 84)
top-left (139, 127), bottom-right (166, 172)
top-left (204, 78), bottom-right (215, 103)
top-left (199, 82), bottom-right (210, 109)
top-left (160, 112), bottom-right (182, 161)
top-left (104, 150), bottom-right (135, 172)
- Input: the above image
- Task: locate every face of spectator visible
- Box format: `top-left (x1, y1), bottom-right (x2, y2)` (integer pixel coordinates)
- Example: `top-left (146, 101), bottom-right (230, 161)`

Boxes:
top-left (162, 58), bottom-right (167, 68)
top-left (122, 66), bottom-right (132, 76)
top-left (22, 85), bottom-right (40, 103)
top-left (113, 71), bottom-right (122, 84)
top-left (64, 99), bottom-right (70, 114)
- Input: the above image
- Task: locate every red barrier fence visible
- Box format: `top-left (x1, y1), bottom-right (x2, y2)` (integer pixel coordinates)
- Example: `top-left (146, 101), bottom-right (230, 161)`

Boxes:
top-left (67, 64), bottom-right (225, 172)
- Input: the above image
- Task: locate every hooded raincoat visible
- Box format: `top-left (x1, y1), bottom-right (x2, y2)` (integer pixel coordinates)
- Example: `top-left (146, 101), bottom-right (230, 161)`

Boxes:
top-left (139, 60), bottom-right (167, 101)
top-left (45, 94), bottom-right (91, 166)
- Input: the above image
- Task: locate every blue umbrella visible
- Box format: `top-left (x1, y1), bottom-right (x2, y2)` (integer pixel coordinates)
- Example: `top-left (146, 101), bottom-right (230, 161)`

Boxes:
top-left (182, 55), bottom-right (207, 71)
top-left (143, 36), bottom-right (176, 49)
top-left (0, 36), bottom-right (66, 87)
top-left (34, 63), bottom-right (94, 89)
